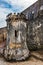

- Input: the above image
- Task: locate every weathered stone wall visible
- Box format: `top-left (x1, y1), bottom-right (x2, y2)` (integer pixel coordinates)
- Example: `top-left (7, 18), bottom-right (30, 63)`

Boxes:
top-left (22, 0), bottom-right (43, 50)
top-left (27, 16), bottom-right (43, 50)
top-left (38, 0), bottom-right (43, 7)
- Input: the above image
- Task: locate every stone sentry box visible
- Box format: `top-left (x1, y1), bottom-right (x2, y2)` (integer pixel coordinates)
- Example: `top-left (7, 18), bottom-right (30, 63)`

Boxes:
top-left (3, 13), bottom-right (29, 61)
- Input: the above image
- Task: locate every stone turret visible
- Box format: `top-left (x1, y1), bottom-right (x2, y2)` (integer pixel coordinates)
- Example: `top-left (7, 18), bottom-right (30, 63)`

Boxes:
top-left (4, 13), bottom-right (29, 61)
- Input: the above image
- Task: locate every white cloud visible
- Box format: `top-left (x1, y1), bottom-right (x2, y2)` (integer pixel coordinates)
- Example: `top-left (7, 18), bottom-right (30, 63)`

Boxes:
top-left (4, 0), bottom-right (37, 11)
top-left (0, 7), bottom-right (14, 28)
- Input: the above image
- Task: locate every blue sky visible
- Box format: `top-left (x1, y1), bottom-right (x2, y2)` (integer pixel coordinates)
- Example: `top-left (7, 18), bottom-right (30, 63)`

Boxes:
top-left (0, 0), bottom-right (37, 28)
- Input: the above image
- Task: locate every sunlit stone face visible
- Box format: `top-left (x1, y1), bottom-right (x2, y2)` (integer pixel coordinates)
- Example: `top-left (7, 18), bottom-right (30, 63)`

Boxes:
top-left (8, 20), bottom-right (27, 49)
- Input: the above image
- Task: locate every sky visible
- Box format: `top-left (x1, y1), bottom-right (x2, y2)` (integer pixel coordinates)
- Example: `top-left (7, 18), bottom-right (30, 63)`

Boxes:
top-left (0, 0), bottom-right (37, 28)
